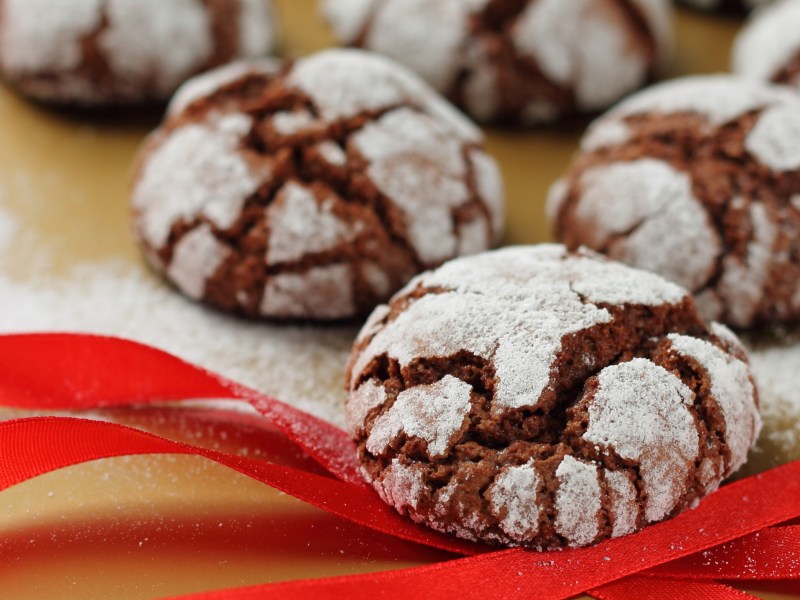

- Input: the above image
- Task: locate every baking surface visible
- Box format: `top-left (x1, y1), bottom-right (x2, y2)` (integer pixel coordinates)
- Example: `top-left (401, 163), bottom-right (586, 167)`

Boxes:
top-left (0, 2), bottom-right (796, 598)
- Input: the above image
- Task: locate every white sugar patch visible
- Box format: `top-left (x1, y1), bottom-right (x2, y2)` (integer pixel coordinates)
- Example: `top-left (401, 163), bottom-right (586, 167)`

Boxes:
top-left (345, 379), bottom-right (387, 434)
top-left (606, 470), bottom-right (638, 538)
top-left (669, 334), bottom-right (761, 474)
top-left (287, 49), bottom-right (480, 142)
top-left (745, 103), bottom-right (800, 171)
top-left (260, 264), bottom-right (354, 320)
top-left (583, 358), bottom-right (699, 523)
top-left (0, 263), bottom-right (355, 427)
top-left (237, 0), bottom-right (277, 58)
top-left (322, 0), bottom-right (377, 43)
top-left (266, 182), bottom-right (361, 265)
top-left (512, 0), bottom-right (650, 111)
top-left (100, 0), bottom-right (213, 97)
top-left (573, 159), bottom-right (721, 292)
top-left (375, 458), bottom-right (425, 512)
top-left (168, 59), bottom-right (280, 117)
top-left (489, 460), bottom-right (542, 543)
top-left (733, 0), bottom-right (800, 86)
top-left (469, 149), bottom-right (505, 242)
top-left (351, 246), bottom-right (686, 411)
top-left (716, 202), bottom-right (776, 327)
top-left (363, 0), bottom-right (472, 92)
top-left (353, 107), bottom-right (474, 265)
top-left (0, 0), bottom-right (102, 73)
top-left (167, 223), bottom-right (230, 300)
top-left (133, 113), bottom-right (266, 248)
top-left (366, 375), bottom-right (472, 459)
top-left (555, 455), bottom-right (601, 547)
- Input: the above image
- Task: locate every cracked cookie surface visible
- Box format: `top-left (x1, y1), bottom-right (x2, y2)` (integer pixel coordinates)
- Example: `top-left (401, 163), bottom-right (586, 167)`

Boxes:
top-left (345, 245), bottom-right (760, 549)
top-left (0, 0), bottom-right (277, 105)
top-left (322, 0), bottom-right (672, 124)
top-left (132, 49), bottom-right (504, 321)
top-left (549, 75), bottom-right (800, 328)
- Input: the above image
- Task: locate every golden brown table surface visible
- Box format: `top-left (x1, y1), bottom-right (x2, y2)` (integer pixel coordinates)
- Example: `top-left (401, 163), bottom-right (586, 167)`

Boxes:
top-left (0, 2), bottom-right (795, 599)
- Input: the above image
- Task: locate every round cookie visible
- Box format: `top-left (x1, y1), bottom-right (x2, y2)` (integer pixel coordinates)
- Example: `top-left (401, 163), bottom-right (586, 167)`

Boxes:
top-left (321, 0), bottom-right (672, 124)
top-left (346, 245), bottom-right (760, 549)
top-left (0, 0), bottom-right (277, 106)
top-left (548, 75), bottom-right (800, 329)
top-left (733, 0), bottom-right (800, 91)
top-left (679, 0), bottom-right (769, 12)
top-left (131, 49), bottom-right (504, 322)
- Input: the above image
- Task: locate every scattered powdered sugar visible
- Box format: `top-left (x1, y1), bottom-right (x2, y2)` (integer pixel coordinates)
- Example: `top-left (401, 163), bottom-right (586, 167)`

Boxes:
top-left (512, 0), bottom-right (649, 111)
top-left (366, 375), bottom-right (473, 459)
top-left (260, 264), bottom-right (355, 320)
top-left (669, 334), bottom-right (761, 473)
top-left (375, 458), bottom-right (425, 512)
top-left (716, 202), bottom-right (777, 327)
top-left (353, 107), bottom-right (472, 265)
top-left (583, 358), bottom-right (699, 523)
top-left (601, 75), bottom-right (796, 128)
top-left (733, 0), bottom-right (800, 87)
top-left (266, 182), bottom-right (362, 265)
top-left (167, 223), bottom-right (230, 300)
top-left (168, 59), bottom-right (281, 118)
top-left (489, 460), bottom-right (542, 543)
top-left (572, 159), bottom-right (721, 292)
top-left (345, 379), bottom-right (387, 434)
top-left (745, 103), bottom-right (800, 171)
top-left (0, 262), bottom-right (355, 427)
top-left (555, 455), bottom-right (601, 547)
top-left (605, 470), bottom-right (638, 538)
top-left (0, 0), bottom-right (102, 73)
top-left (133, 113), bottom-right (267, 248)
top-left (350, 246), bottom-right (686, 411)
top-left (315, 141), bottom-right (348, 167)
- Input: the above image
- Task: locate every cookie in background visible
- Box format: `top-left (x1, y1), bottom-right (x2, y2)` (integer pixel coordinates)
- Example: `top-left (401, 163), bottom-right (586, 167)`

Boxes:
top-left (321, 0), bottom-right (673, 125)
top-left (0, 0), bottom-right (278, 106)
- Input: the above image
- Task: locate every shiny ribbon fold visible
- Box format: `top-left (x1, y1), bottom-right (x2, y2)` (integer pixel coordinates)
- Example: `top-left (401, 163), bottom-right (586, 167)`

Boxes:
top-left (0, 333), bottom-right (798, 600)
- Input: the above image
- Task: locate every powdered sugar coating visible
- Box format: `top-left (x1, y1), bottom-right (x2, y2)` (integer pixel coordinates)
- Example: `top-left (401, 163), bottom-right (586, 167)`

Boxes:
top-left (133, 49), bottom-right (503, 321)
top-left (606, 470), bottom-right (638, 538)
top-left (0, 0), bottom-right (278, 105)
top-left (375, 459), bottom-right (425, 512)
top-left (167, 224), bottom-right (230, 300)
top-left (555, 456), bottom-right (602, 547)
top-left (489, 461), bottom-right (542, 543)
top-left (133, 114), bottom-right (265, 248)
top-left (745, 104), bottom-right (800, 171)
top-left (345, 380), bottom-right (388, 434)
top-left (584, 358), bottom-right (699, 522)
top-left (322, 0), bottom-right (671, 123)
top-left (266, 182), bottom-right (362, 265)
top-left (367, 376), bottom-right (473, 459)
top-left (573, 159), bottom-right (721, 291)
top-left (733, 0), bottom-right (800, 88)
top-left (260, 264), bottom-right (355, 320)
top-left (668, 334), bottom-right (762, 473)
top-left (350, 246), bottom-right (685, 411)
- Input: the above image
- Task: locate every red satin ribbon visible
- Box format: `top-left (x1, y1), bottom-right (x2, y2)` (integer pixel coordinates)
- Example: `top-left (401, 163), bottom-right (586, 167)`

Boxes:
top-left (0, 333), bottom-right (798, 600)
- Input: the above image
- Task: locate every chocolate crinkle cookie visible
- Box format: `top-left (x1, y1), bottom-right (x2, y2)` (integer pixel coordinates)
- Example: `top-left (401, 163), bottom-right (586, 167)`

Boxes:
top-left (549, 76), bottom-right (800, 329)
top-left (131, 49), bottom-right (504, 322)
top-left (733, 0), bottom-right (800, 91)
top-left (0, 0), bottom-right (277, 105)
top-left (321, 0), bottom-right (672, 125)
top-left (346, 245), bottom-right (760, 549)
